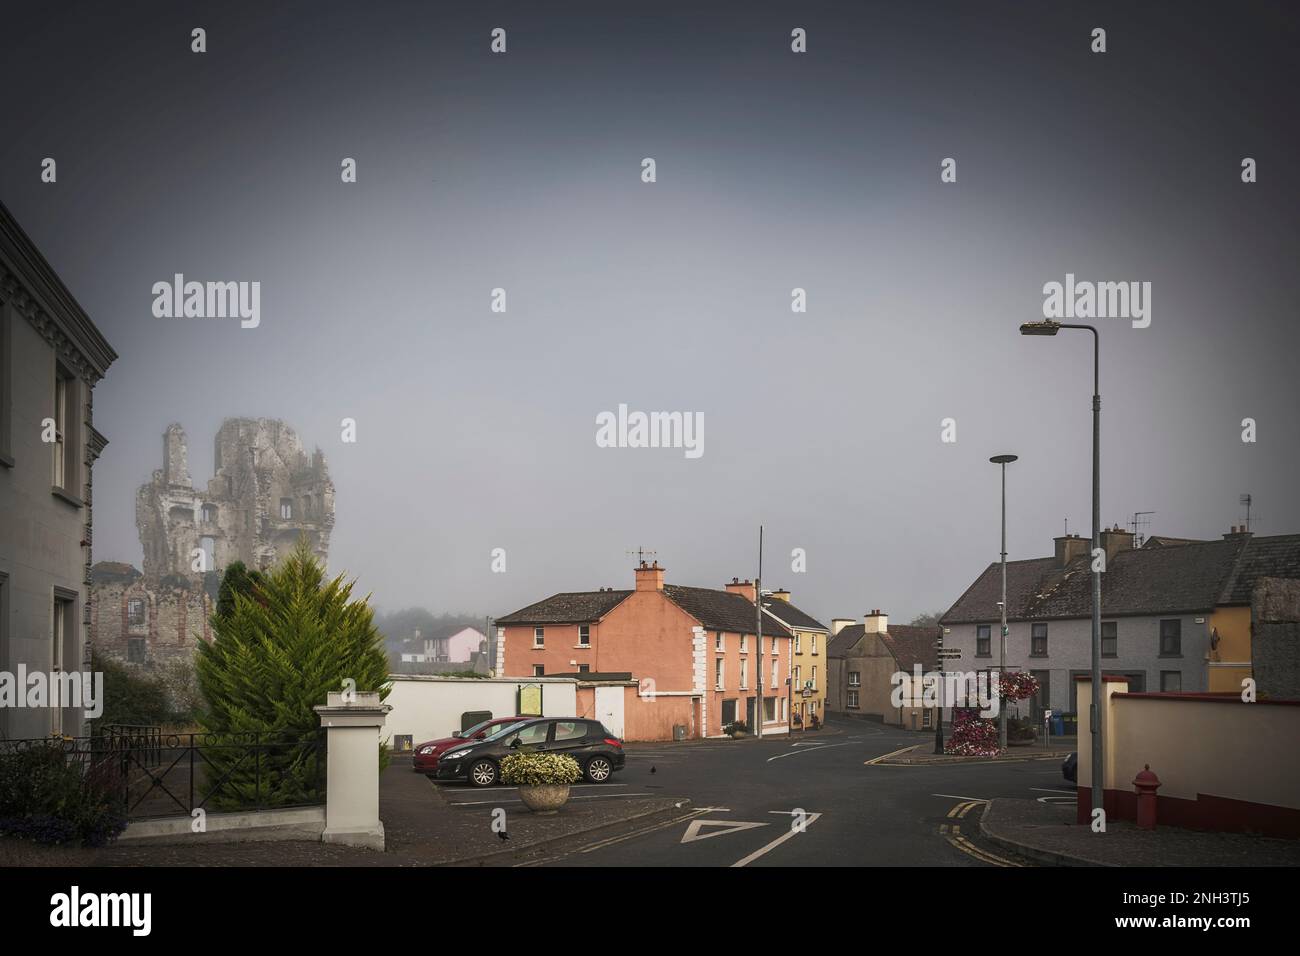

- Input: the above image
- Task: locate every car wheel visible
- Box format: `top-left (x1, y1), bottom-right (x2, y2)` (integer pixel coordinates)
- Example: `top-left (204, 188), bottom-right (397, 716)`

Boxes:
top-left (468, 759), bottom-right (499, 787)
top-left (585, 756), bottom-right (613, 783)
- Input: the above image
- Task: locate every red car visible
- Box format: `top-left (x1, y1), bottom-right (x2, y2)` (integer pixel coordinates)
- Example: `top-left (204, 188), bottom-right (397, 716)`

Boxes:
top-left (411, 716), bottom-right (528, 774)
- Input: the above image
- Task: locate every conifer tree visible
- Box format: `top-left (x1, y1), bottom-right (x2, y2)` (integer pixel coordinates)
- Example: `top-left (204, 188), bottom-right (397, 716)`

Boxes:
top-left (196, 542), bottom-right (389, 809)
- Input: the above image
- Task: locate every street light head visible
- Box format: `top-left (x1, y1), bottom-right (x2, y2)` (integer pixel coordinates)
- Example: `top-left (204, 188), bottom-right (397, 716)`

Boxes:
top-left (990, 454), bottom-right (1018, 464)
top-left (1020, 320), bottom-right (1061, 336)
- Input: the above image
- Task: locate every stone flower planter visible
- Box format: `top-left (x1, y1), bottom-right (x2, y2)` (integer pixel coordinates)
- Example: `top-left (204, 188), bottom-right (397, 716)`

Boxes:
top-left (518, 784), bottom-right (571, 814)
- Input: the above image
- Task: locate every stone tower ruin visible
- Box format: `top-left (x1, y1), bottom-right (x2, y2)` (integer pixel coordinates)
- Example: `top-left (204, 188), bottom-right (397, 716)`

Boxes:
top-left (136, 418), bottom-right (334, 579)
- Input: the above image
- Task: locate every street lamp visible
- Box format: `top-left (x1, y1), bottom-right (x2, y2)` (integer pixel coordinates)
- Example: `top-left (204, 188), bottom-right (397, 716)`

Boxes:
top-left (989, 454), bottom-right (1017, 752)
top-left (1020, 318), bottom-right (1103, 829)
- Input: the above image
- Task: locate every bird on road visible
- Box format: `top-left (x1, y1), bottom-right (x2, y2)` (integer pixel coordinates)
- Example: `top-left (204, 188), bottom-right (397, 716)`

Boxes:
top-left (650, 765), bottom-right (657, 774)
top-left (497, 831), bottom-right (509, 841)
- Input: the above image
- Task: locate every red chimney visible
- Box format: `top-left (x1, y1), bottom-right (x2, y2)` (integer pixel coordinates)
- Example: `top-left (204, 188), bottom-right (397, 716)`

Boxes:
top-left (725, 577), bottom-right (756, 602)
top-left (635, 561), bottom-right (665, 591)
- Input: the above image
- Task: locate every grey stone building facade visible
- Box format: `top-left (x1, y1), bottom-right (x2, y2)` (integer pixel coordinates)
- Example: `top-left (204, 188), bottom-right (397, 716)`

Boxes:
top-left (0, 202), bottom-right (117, 739)
top-left (940, 527), bottom-right (1300, 718)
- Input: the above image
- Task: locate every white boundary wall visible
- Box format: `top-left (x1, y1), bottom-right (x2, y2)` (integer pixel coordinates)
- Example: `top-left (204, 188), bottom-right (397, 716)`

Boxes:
top-left (383, 675), bottom-right (578, 746)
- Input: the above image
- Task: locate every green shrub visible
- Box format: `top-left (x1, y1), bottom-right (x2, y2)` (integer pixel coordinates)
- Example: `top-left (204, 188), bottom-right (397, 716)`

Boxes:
top-left (196, 541), bottom-right (390, 810)
top-left (92, 652), bottom-right (174, 727)
top-left (500, 751), bottom-right (581, 786)
top-left (0, 746), bottom-right (127, 847)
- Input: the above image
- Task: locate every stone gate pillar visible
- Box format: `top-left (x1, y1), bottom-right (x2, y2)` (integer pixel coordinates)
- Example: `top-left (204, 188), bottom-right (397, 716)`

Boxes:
top-left (314, 690), bottom-right (391, 851)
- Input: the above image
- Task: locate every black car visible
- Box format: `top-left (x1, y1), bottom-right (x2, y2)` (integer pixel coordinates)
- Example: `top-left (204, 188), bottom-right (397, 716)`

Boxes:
top-left (1062, 751), bottom-right (1077, 783)
top-left (433, 717), bottom-right (626, 787)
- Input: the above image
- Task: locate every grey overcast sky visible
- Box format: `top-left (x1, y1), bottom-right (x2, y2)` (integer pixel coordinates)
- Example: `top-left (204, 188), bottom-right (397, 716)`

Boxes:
top-left (3, 1), bottom-right (1297, 627)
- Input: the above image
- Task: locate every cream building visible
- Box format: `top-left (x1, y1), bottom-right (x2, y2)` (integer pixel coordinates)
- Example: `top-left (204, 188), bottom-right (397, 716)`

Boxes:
top-left (0, 202), bottom-right (116, 739)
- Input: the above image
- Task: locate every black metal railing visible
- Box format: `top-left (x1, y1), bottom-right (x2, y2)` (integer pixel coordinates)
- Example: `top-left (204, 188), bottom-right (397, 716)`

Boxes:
top-left (0, 730), bottom-right (327, 820)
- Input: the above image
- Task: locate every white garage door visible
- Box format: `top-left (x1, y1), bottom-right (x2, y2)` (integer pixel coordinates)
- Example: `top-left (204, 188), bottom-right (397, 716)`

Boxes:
top-left (594, 685), bottom-right (624, 738)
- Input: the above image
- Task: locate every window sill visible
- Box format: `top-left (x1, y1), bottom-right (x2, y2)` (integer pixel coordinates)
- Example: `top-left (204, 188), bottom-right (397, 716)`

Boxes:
top-left (573, 645), bottom-right (591, 649)
top-left (51, 486), bottom-right (84, 509)
top-left (1029, 653), bottom-right (1048, 658)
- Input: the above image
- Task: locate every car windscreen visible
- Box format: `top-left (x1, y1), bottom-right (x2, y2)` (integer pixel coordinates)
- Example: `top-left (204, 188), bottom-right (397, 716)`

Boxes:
top-left (482, 720), bottom-right (529, 741)
top-left (460, 718), bottom-right (497, 737)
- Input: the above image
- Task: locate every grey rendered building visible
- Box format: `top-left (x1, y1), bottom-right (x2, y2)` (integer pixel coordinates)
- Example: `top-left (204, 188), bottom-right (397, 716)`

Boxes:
top-left (939, 526), bottom-right (1300, 718)
top-left (0, 202), bottom-right (117, 739)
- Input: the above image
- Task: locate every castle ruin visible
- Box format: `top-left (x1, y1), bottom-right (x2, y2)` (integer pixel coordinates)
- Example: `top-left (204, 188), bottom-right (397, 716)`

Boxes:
top-left (92, 418), bottom-right (334, 672)
top-left (136, 418), bottom-right (334, 579)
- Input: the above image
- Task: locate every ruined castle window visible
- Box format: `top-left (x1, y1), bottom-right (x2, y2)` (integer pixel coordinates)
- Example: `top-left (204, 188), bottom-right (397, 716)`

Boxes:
top-left (280, 498), bottom-right (293, 519)
top-left (199, 536), bottom-right (216, 572)
top-left (127, 598), bottom-right (146, 627)
top-left (201, 503), bottom-right (216, 523)
top-left (128, 638), bottom-right (146, 664)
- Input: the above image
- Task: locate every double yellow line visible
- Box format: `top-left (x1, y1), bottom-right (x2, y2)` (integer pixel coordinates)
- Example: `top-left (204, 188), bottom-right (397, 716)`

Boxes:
top-left (939, 801), bottom-right (1024, 867)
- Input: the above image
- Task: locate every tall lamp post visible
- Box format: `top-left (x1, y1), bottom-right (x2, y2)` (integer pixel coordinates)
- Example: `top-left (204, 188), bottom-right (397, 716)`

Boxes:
top-left (1020, 319), bottom-right (1102, 828)
top-left (755, 525), bottom-right (764, 740)
top-left (989, 454), bottom-right (1017, 752)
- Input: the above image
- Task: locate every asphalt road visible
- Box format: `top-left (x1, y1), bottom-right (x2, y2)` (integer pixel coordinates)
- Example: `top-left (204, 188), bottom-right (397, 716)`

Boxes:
top-left (495, 718), bottom-right (1073, 867)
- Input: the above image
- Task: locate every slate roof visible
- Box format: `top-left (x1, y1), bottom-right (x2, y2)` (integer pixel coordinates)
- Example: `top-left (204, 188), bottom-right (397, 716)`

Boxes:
top-left (941, 534), bottom-right (1300, 623)
top-left (761, 599), bottom-right (828, 633)
top-left (827, 623), bottom-right (939, 670)
top-left (495, 590), bottom-right (632, 625)
top-left (1219, 534), bottom-right (1300, 605)
top-left (663, 585), bottom-right (793, 637)
top-left (828, 625), bottom-right (866, 658)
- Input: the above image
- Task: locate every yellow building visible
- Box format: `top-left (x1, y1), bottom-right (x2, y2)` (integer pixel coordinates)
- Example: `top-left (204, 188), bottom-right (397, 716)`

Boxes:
top-left (1206, 605), bottom-right (1252, 693)
top-left (763, 590), bottom-right (829, 729)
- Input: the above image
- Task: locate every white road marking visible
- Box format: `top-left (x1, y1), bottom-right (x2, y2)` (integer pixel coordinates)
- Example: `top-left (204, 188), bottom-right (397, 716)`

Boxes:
top-left (767, 742), bottom-right (852, 762)
top-left (931, 793), bottom-right (990, 803)
top-left (1030, 788), bottom-right (1075, 794)
top-left (731, 812), bottom-right (822, 867)
top-left (448, 792), bottom-right (653, 807)
top-left (681, 819), bottom-right (769, 844)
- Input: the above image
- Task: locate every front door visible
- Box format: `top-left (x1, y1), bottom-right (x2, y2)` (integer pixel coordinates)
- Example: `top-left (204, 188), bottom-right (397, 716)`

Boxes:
top-left (1030, 670), bottom-right (1050, 721)
top-left (721, 698), bottom-right (736, 727)
top-left (746, 696), bottom-right (756, 729)
top-left (594, 685), bottom-right (623, 738)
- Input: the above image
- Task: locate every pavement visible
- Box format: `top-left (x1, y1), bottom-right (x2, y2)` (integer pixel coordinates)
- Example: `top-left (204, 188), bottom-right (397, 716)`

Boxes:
top-left (23, 718), bottom-right (1293, 867)
top-left (72, 759), bottom-right (686, 867)
top-left (981, 797), bottom-right (1300, 868)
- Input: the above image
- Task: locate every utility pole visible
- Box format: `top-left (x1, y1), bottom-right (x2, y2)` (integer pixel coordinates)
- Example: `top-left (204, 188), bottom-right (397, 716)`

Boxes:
top-left (990, 454), bottom-right (1018, 752)
top-left (755, 525), bottom-right (763, 739)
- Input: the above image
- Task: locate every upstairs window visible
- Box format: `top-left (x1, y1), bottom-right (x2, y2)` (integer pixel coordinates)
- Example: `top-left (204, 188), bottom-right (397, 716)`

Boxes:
top-left (976, 625), bottom-right (991, 657)
top-left (52, 365), bottom-right (78, 493)
top-left (533, 627), bottom-right (545, 648)
top-left (127, 598), bottom-right (146, 627)
top-left (578, 625), bottom-right (590, 647)
top-left (1031, 623), bottom-right (1048, 657)
top-left (280, 498), bottom-right (293, 520)
top-left (1160, 619), bottom-right (1182, 656)
top-left (1101, 622), bottom-right (1118, 657)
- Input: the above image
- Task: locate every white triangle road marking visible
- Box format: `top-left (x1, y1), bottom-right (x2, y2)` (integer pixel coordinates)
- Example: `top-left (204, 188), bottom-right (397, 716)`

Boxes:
top-left (680, 819), bottom-right (769, 844)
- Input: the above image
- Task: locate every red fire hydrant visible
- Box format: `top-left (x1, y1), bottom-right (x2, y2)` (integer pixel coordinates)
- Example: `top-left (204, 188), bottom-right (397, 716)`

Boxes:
top-left (1134, 764), bottom-right (1162, 830)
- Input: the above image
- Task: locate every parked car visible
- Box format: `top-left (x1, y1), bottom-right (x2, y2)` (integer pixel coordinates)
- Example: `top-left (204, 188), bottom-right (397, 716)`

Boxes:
top-left (412, 716), bottom-right (528, 774)
top-left (433, 717), bottom-right (625, 787)
top-left (1062, 751), bottom-right (1077, 783)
